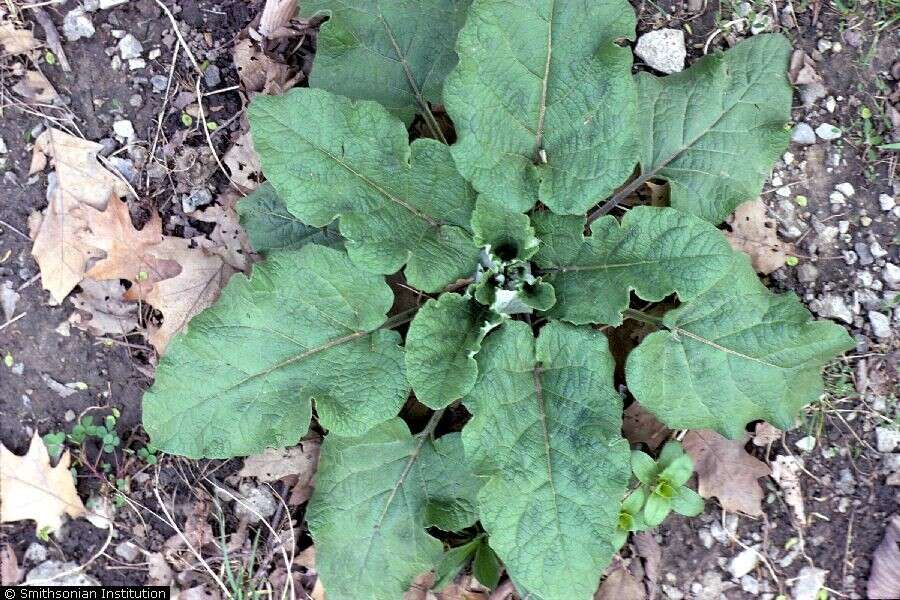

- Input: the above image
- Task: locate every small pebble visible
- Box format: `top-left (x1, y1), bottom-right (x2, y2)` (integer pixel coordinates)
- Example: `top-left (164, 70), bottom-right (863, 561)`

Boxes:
top-left (62, 8), bottom-right (95, 41)
top-left (791, 122), bottom-right (816, 145)
top-left (113, 119), bottom-right (134, 139)
top-left (835, 182), bottom-right (855, 197)
top-left (868, 311), bottom-right (892, 340)
top-left (816, 123), bottom-right (842, 141)
top-left (879, 194), bottom-right (896, 211)
top-left (150, 75), bottom-right (169, 93)
top-left (117, 34), bottom-right (143, 60)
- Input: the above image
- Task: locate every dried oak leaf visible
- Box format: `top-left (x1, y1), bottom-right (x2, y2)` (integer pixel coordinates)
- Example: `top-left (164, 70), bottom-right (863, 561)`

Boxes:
top-left (28, 129), bottom-right (130, 303)
top-left (222, 132), bottom-right (262, 193)
top-left (12, 70), bottom-right (58, 103)
top-left (0, 433), bottom-right (86, 532)
top-left (596, 563), bottom-right (645, 600)
top-left (124, 237), bottom-right (232, 353)
top-left (622, 402), bottom-right (670, 451)
top-left (0, 19), bottom-right (40, 54)
top-left (69, 279), bottom-right (140, 337)
top-left (725, 199), bottom-right (792, 275)
top-left (682, 429), bottom-right (771, 516)
top-left (189, 192), bottom-right (255, 271)
top-left (238, 436), bottom-right (321, 483)
top-left (1, 543), bottom-right (21, 585)
top-left (868, 515), bottom-right (900, 599)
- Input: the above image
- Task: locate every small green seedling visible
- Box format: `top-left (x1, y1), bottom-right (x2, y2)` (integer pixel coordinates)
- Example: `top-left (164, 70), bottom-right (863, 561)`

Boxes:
top-left (631, 441), bottom-right (705, 527)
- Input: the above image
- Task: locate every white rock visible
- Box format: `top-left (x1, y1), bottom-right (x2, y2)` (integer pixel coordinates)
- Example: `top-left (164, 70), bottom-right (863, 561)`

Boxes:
top-left (816, 39), bottom-right (833, 53)
top-left (871, 241), bottom-right (888, 259)
top-left (795, 436), bottom-right (816, 452)
top-left (728, 548), bottom-right (760, 578)
top-left (128, 58), bottom-right (146, 70)
top-left (879, 194), bottom-right (896, 211)
top-left (791, 122), bottom-right (816, 145)
top-left (883, 263), bottom-right (900, 289)
top-left (113, 119), bottom-right (134, 139)
top-left (811, 294), bottom-right (853, 324)
top-left (825, 96), bottom-right (837, 113)
top-left (783, 151), bottom-right (795, 164)
top-left (117, 34), bottom-right (143, 60)
top-left (792, 567), bottom-right (826, 600)
top-left (829, 191), bottom-right (846, 204)
top-left (26, 561), bottom-right (100, 586)
top-left (635, 29), bottom-right (686, 74)
top-left (0, 137), bottom-right (6, 154)
top-left (835, 182), bottom-right (855, 197)
top-left (776, 186), bottom-right (791, 197)
top-left (99, 0), bottom-right (129, 8)
top-left (114, 541), bottom-right (140, 562)
top-left (63, 8), bottom-right (95, 41)
top-left (23, 543), bottom-right (47, 564)
top-left (868, 311), bottom-right (892, 340)
top-left (816, 123), bottom-right (842, 141)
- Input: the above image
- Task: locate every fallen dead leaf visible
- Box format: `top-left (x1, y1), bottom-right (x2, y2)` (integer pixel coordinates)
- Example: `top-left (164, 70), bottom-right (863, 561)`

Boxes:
top-left (622, 402), bottom-right (670, 451)
top-left (12, 69), bottom-right (58, 103)
top-left (28, 129), bottom-right (130, 303)
top-left (82, 196), bottom-right (172, 285)
top-left (223, 132), bottom-right (262, 193)
top-left (190, 193), bottom-right (254, 272)
top-left (124, 237), bottom-right (232, 353)
top-left (752, 422), bottom-right (782, 447)
top-left (1, 543), bottom-right (21, 585)
top-left (595, 563), bottom-right (645, 600)
top-left (233, 38), bottom-right (299, 96)
top-left (770, 454), bottom-right (806, 525)
top-left (69, 279), bottom-right (140, 337)
top-left (145, 552), bottom-right (174, 587)
top-left (239, 437), bottom-right (321, 483)
top-left (725, 199), bottom-right (792, 275)
top-left (0, 433), bottom-right (87, 532)
top-left (405, 572), bottom-right (490, 600)
top-left (0, 19), bottom-right (40, 54)
top-left (868, 515), bottom-right (900, 599)
top-left (632, 532), bottom-right (660, 597)
top-left (682, 430), bottom-right (771, 516)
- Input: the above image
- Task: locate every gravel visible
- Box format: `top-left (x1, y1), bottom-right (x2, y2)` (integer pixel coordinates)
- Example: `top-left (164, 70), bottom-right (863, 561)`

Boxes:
top-left (62, 8), bottom-right (95, 41)
top-left (635, 28), bottom-right (686, 74)
top-left (867, 310), bottom-right (892, 339)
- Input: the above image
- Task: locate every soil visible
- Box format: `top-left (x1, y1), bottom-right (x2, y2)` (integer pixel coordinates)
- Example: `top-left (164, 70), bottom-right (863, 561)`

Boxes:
top-left (0, 0), bottom-right (897, 596)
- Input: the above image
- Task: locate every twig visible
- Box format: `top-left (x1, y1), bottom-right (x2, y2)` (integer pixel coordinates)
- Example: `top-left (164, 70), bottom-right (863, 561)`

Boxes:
top-left (31, 6), bottom-right (72, 72)
top-left (0, 312), bottom-right (26, 331)
top-left (0, 218), bottom-right (29, 240)
top-left (585, 174), bottom-right (649, 224)
top-left (152, 0), bottom-right (242, 193)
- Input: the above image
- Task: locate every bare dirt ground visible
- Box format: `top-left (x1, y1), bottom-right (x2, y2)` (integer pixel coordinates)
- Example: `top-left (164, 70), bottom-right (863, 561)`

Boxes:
top-left (0, 0), bottom-right (897, 596)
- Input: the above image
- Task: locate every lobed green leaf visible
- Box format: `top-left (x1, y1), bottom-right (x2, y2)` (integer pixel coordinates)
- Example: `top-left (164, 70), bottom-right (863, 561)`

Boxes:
top-left (462, 320), bottom-right (631, 600)
top-left (142, 245), bottom-right (408, 458)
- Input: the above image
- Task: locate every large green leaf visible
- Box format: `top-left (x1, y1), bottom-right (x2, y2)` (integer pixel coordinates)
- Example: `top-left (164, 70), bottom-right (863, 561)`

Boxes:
top-left (303, 0), bottom-right (472, 125)
top-left (308, 420), bottom-right (481, 600)
top-left (462, 320), bottom-right (631, 600)
top-left (249, 88), bottom-right (479, 292)
top-left (635, 34), bottom-right (792, 224)
top-left (236, 182), bottom-right (343, 255)
top-left (405, 293), bottom-right (494, 409)
top-left (626, 253), bottom-right (855, 438)
top-left (472, 196), bottom-right (540, 262)
top-left (142, 245), bottom-right (408, 458)
top-left (533, 206), bottom-right (733, 325)
top-left (444, 0), bottom-right (639, 214)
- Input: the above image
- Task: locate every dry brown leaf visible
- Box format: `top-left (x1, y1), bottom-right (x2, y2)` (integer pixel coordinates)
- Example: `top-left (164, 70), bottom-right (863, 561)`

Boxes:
top-left (222, 132), bottom-right (262, 192)
top-left (190, 193), bottom-right (255, 271)
top-left (725, 199), bottom-right (792, 275)
top-left (69, 279), bottom-right (140, 337)
top-left (82, 196), bottom-right (173, 284)
top-left (595, 564), bottom-right (645, 600)
top-left (0, 433), bottom-right (87, 532)
top-left (0, 20), bottom-right (40, 54)
top-left (405, 572), bottom-right (490, 600)
top-left (239, 437), bottom-right (321, 483)
top-left (868, 515), bottom-right (900, 599)
top-left (682, 430), bottom-right (771, 516)
top-left (752, 422), bottom-right (782, 447)
top-left (233, 38), bottom-right (298, 95)
top-left (622, 402), bottom-right (670, 451)
top-left (124, 237), bottom-right (232, 353)
top-left (770, 454), bottom-right (806, 525)
top-left (28, 129), bottom-right (130, 303)
top-left (12, 70), bottom-right (58, 103)
top-left (0, 543), bottom-right (21, 585)
top-left (145, 552), bottom-right (174, 586)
